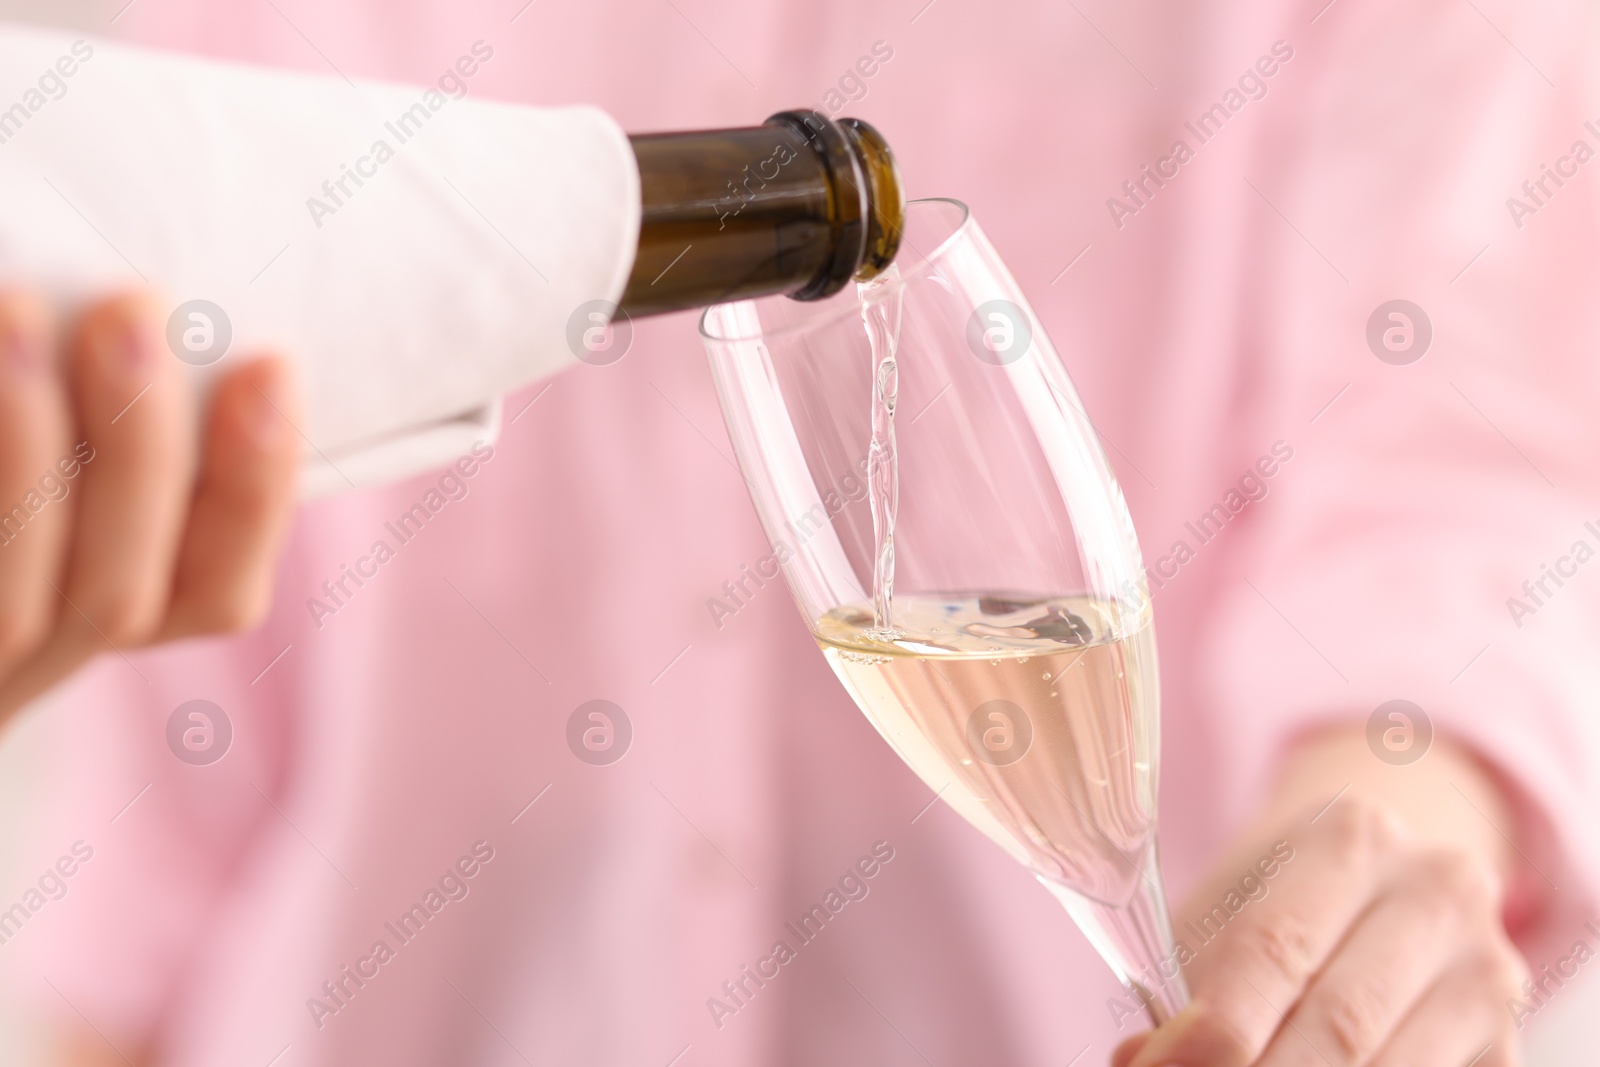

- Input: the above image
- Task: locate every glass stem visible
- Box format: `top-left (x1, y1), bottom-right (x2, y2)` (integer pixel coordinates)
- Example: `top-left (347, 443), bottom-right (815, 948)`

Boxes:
top-left (1039, 838), bottom-right (1190, 1027)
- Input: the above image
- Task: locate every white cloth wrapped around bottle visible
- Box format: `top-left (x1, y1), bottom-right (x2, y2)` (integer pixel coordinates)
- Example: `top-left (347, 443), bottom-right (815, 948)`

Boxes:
top-left (0, 23), bottom-right (641, 497)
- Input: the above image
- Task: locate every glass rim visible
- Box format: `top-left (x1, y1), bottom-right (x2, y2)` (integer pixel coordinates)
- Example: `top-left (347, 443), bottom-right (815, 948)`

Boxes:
top-left (697, 196), bottom-right (973, 345)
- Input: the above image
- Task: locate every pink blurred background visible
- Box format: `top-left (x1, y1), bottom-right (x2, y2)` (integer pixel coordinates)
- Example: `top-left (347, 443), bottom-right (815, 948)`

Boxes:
top-left (0, 0), bottom-right (1595, 1063)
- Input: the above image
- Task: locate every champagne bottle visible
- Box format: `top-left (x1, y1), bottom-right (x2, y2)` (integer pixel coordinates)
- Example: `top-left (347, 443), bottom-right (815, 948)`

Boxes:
top-left (0, 25), bottom-right (906, 495)
top-left (620, 111), bottom-right (905, 317)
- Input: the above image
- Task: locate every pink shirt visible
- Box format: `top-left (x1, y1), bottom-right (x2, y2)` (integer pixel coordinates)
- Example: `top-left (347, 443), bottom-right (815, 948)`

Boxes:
top-left (12, 1), bottom-right (1599, 1063)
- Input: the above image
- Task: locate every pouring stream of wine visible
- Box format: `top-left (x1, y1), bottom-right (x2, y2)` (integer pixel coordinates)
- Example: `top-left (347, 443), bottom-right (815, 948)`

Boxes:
top-left (860, 266), bottom-right (903, 639)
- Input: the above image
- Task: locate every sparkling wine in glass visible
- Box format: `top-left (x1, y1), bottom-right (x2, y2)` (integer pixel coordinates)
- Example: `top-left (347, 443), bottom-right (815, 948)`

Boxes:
top-left (701, 198), bottom-right (1188, 1024)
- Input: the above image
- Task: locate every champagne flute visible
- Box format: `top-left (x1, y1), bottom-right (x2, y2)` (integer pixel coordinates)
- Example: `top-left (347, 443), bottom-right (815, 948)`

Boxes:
top-left (701, 198), bottom-right (1189, 1024)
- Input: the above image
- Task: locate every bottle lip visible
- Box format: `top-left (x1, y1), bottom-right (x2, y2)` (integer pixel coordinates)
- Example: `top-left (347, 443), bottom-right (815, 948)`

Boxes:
top-left (698, 197), bottom-right (973, 345)
top-left (839, 117), bottom-right (906, 284)
top-left (764, 109), bottom-right (871, 304)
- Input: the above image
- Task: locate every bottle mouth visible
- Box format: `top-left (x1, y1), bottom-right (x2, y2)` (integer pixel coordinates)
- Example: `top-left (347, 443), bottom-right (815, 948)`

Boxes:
top-left (698, 197), bottom-right (972, 345)
top-left (763, 110), bottom-right (905, 301)
top-left (839, 117), bottom-right (905, 282)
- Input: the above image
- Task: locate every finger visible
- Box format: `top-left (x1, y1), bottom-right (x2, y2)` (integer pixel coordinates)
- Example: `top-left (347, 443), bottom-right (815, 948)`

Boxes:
top-left (1255, 849), bottom-right (1501, 1066)
top-left (158, 355), bottom-right (300, 640)
top-left (1131, 799), bottom-right (1406, 1067)
top-left (1111, 1032), bottom-right (1151, 1067)
top-left (0, 294), bottom-right (192, 716)
top-left (0, 292), bottom-right (71, 673)
top-left (58, 293), bottom-right (193, 649)
top-left (1368, 948), bottom-right (1524, 1067)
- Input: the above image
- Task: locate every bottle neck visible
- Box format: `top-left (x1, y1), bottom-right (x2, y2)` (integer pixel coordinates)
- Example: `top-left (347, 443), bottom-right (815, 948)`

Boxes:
top-left (619, 111), bottom-right (904, 317)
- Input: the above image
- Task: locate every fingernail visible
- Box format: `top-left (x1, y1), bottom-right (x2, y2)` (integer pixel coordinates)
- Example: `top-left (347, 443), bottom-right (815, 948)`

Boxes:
top-left (1, 323), bottom-right (39, 373)
top-left (93, 310), bottom-right (153, 373)
top-left (0, 299), bottom-right (43, 374)
top-left (243, 366), bottom-right (288, 446)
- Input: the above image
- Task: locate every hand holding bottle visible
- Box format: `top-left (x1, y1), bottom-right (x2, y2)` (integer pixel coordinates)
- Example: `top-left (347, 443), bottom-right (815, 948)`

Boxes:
top-left (0, 290), bottom-right (301, 724)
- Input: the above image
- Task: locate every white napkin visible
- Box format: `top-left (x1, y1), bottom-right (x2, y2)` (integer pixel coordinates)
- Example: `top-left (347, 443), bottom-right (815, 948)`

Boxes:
top-left (0, 24), bottom-right (640, 497)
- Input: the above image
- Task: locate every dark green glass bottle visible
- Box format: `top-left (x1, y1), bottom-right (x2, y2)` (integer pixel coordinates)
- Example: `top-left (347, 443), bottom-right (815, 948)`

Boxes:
top-left (620, 111), bottom-right (905, 317)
